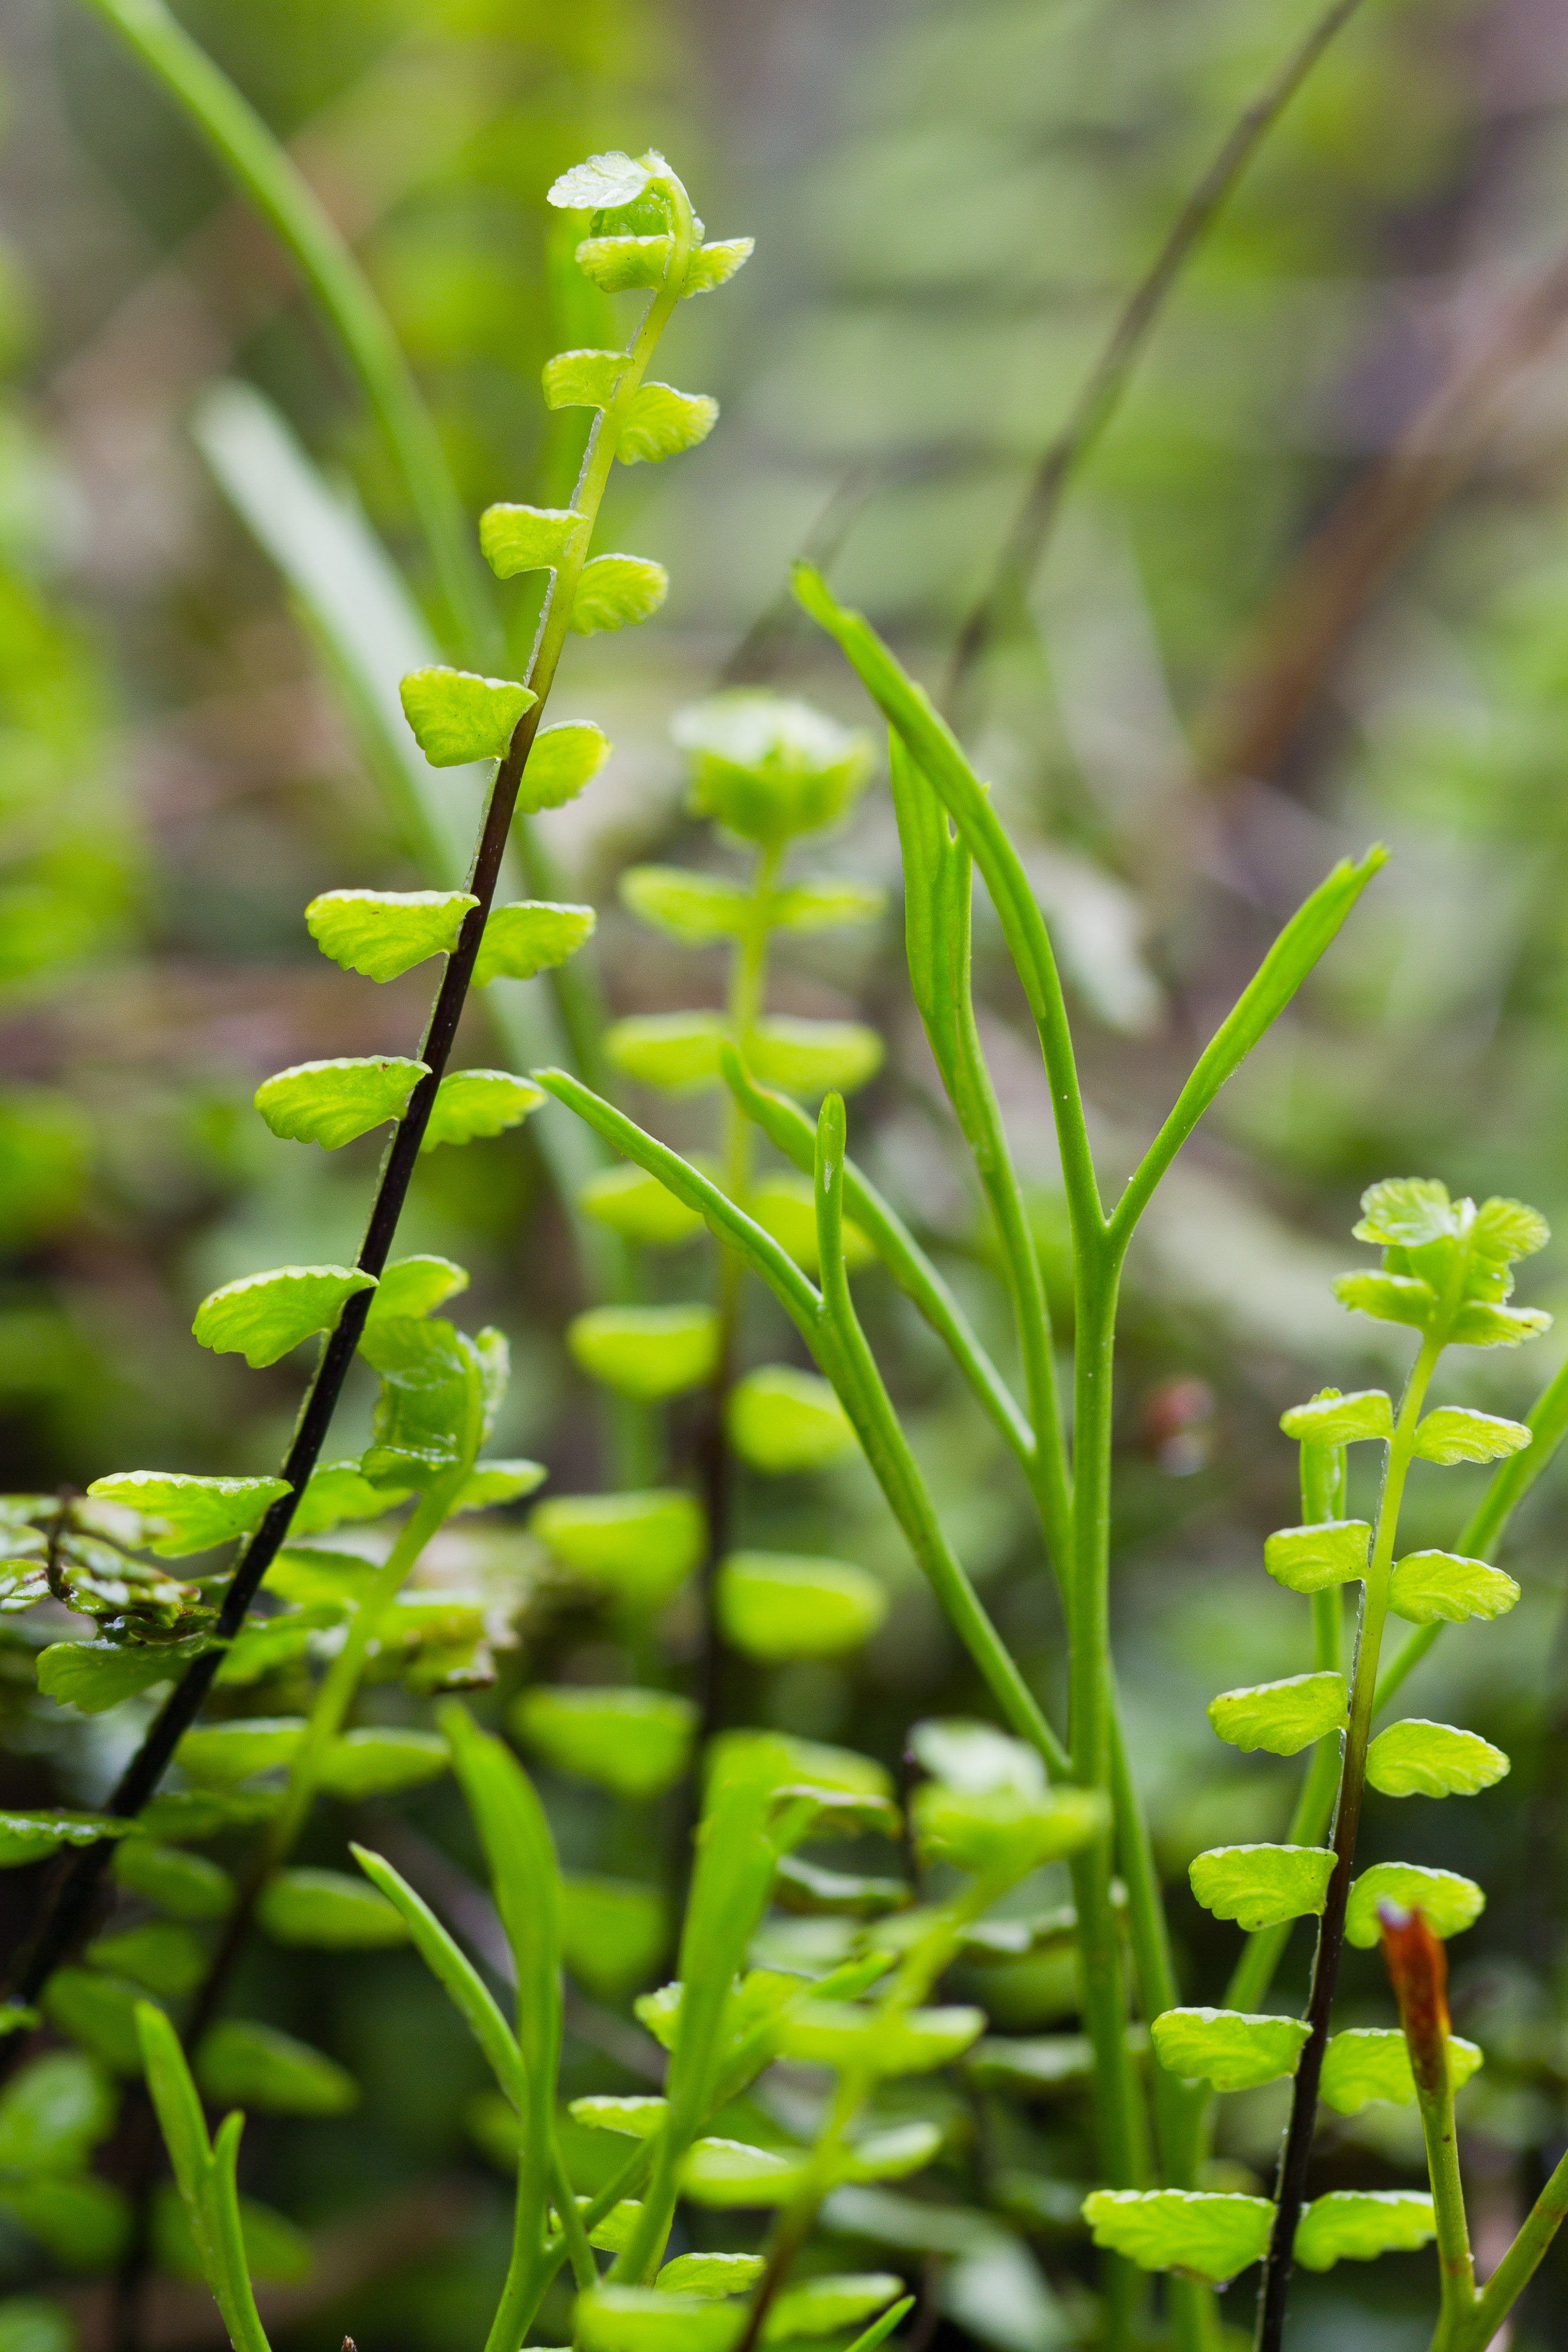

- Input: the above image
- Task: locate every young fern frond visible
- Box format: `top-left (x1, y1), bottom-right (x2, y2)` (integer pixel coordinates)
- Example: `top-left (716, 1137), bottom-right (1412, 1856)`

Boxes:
top-left (1085, 1177), bottom-right (1567, 2349)
top-left (0, 146), bottom-right (745, 2043)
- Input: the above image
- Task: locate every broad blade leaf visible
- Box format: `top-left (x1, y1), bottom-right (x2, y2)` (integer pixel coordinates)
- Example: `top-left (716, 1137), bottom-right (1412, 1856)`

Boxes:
top-left (579, 1163), bottom-right (708, 1248)
top-left (520, 722), bottom-right (612, 813)
top-left (562, 1875), bottom-right (668, 1998)
top-left (911, 1783), bottom-right (1105, 1876)
top-left (305, 888), bottom-right (475, 980)
top-left (1320, 2026), bottom-right (1483, 2114)
top-left (777, 2001), bottom-right (984, 2075)
top-left (316, 1728), bottom-right (449, 1799)
top-left (0, 2052), bottom-right (114, 2173)
top-left (1150, 2007), bottom-right (1309, 2093)
top-left (1263, 1521), bottom-right (1371, 1595)
top-left (85, 1473), bottom-right (289, 1559)
top-left (288, 1459), bottom-right (410, 1535)
top-left (567, 1305), bottom-right (719, 1400)
top-left (1279, 1393), bottom-right (1392, 1446)
top-left (365, 1256), bottom-right (470, 1325)
top-left (254, 1057), bottom-right (426, 1150)
top-left (176, 1718), bottom-right (306, 1786)
top-left (1364, 1718), bottom-right (1509, 1798)
top-left (473, 900), bottom-right (595, 986)
top-left (576, 2287), bottom-right (740, 2352)
top-left (477, 504), bottom-right (585, 578)
top-left (399, 666), bottom-right (533, 766)
top-left (192, 1265), bottom-right (377, 1367)
top-left (196, 2023), bottom-right (357, 2116)
top-left (727, 1365), bottom-right (854, 1472)
top-left (113, 1841), bottom-right (234, 1920)
top-left (1412, 1408), bottom-right (1531, 1466)
top-left (607, 1011), bottom-right (727, 1092)
top-left (38, 1637), bottom-right (213, 1716)
top-left (420, 1068), bottom-right (544, 1151)
top-left (682, 238), bottom-right (754, 296)
top-left (511, 1686), bottom-right (696, 1800)
top-left (1081, 2188), bottom-right (1272, 2285)
top-left (767, 2277), bottom-right (904, 2341)
top-left (656, 2252), bottom-right (762, 2297)
top-left (572, 2095), bottom-right (669, 2139)
top-left (718, 1552), bottom-right (887, 1661)
top-left (621, 866), bottom-right (751, 943)
top-left (0, 1813), bottom-right (131, 1868)
top-left (257, 1868), bottom-right (408, 1949)
top-left (910, 1720), bottom-right (1045, 1797)
top-left (749, 1017), bottom-right (884, 1097)
top-left (570, 553), bottom-right (669, 635)
top-left (530, 1488), bottom-right (705, 1607)
top-left (1387, 1550), bottom-right (1520, 1625)
top-left (1207, 1673), bottom-right (1348, 1756)
top-left (617, 382), bottom-right (718, 464)
top-left (1294, 2190), bottom-right (1435, 2270)
top-left (549, 152), bottom-right (653, 210)
top-left (1343, 1863), bottom-right (1484, 1947)
top-left (1189, 1845), bottom-right (1335, 1931)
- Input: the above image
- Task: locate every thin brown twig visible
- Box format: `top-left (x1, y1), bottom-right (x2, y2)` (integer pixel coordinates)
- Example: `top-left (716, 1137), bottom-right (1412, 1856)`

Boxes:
top-left (943, 0), bottom-right (1371, 725)
top-left (1192, 250), bottom-right (1568, 787)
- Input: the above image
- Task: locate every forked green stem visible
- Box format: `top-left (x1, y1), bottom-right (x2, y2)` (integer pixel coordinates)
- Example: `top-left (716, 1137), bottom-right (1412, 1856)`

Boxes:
top-left (1454, 2142), bottom-right (1568, 2349)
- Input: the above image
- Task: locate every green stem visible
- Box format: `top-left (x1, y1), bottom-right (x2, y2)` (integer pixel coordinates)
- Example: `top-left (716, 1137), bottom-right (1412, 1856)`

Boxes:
top-left (523, 179), bottom-right (696, 718)
top-left (1417, 2062), bottom-right (1475, 2339)
top-left (1227, 1452), bottom-right (1345, 2015)
top-left (1255, 1334), bottom-right (1443, 2348)
top-left (791, 570), bottom-right (1104, 1254)
top-left (813, 1098), bottom-right (1070, 1779)
top-left (549, 2143), bottom-right (599, 2294)
top-left (1453, 2140), bottom-right (1568, 2350)
top-left (721, 1054), bottom-right (1035, 1476)
top-left (79, 0), bottom-right (496, 662)
top-left (1069, 1239), bottom-right (1151, 2248)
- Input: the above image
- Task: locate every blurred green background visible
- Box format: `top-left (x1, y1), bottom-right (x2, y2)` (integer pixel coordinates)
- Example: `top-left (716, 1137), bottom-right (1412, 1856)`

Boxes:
top-left (3, 0), bottom-right (1568, 2344)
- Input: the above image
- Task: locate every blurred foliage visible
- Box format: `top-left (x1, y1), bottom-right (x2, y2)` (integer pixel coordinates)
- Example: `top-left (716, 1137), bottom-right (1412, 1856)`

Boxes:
top-left (0, 0), bottom-right (1565, 2344)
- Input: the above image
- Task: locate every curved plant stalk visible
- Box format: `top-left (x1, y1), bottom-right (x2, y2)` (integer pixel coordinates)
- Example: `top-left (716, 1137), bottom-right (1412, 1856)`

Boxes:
top-left (77, 0), bottom-right (496, 662)
top-left (1454, 2145), bottom-right (1568, 2350)
top-left (535, 1068), bottom-right (1070, 1780)
top-left (794, 566), bottom-right (1383, 2346)
top-left (886, 734), bottom-right (1071, 1561)
top-left (883, 733), bottom-right (1158, 2280)
top-left (719, 1051), bottom-right (1035, 1472)
top-left (793, 568), bottom-right (1103, 1255)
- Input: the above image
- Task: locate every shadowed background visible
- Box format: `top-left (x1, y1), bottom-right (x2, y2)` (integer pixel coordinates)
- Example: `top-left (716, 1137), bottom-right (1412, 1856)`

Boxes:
top-left (2, 0), bottom-right (1568, 2344)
